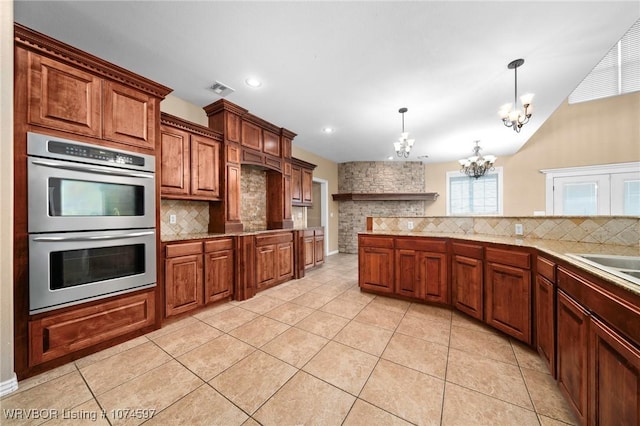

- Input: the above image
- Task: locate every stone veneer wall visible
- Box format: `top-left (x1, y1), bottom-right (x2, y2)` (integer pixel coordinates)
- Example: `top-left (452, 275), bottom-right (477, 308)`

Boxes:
top-left (160, 199), bottom-right (209, 238)
top-left (240, 165), bottom-right (267, 232)
top-left (371, 216), bottom-right (640, 246)
top-left (338, 161), bottom-right (427, 253)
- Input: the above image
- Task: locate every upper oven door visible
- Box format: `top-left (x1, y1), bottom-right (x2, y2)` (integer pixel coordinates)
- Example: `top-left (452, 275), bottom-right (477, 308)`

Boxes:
top-left (28, 157), bottom-right (156, 233)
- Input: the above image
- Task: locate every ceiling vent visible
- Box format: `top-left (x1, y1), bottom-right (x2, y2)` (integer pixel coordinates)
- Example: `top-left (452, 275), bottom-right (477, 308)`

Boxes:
top-left (208, 81), bottom-right (235, 97)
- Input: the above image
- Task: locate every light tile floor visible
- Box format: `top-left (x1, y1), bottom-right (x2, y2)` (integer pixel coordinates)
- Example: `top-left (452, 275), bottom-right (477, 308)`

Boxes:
top-left (2, 254), bottom-right (578, 426)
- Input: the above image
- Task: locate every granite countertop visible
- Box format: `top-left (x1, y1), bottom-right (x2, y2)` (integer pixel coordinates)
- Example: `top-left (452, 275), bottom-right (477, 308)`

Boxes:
top-left (161, 228), bottom-right (317, 242)
top-left (360, 230), bottom-right (640, 296)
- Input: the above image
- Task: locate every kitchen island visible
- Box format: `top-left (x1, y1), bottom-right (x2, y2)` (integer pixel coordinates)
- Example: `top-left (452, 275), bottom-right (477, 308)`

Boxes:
top-left (358, 230), bottom-right (639, 426)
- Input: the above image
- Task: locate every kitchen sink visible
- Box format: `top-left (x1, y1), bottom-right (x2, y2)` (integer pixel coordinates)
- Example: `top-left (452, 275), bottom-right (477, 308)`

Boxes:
top-left (566, 253), bottom-right (640, 286)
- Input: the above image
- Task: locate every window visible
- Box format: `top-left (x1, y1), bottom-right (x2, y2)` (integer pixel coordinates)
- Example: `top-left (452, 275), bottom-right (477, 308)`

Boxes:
top-left (446, 168), bottom-right (503, 215)
top-left (569, 19), bottom-right (639, 104)
top-left (541, 162), bottom-right (640, 215)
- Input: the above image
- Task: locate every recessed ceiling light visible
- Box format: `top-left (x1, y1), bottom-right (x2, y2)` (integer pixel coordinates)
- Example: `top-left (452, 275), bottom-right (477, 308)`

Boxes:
top-left (387, 156), bottom-right (394, 160)
top-left (322, 127), bottom-right (334, 134)
top-left (245, 78), bottom-right (262, 88)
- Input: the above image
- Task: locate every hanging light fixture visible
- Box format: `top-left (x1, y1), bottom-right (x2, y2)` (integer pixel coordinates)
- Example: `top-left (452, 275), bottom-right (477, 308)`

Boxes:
top-left (459, 141), bottom-right (497, 179)
top-left (393, 107), bottom-right (415, 158)
top-left (499, 58), bottom-right (534, 133)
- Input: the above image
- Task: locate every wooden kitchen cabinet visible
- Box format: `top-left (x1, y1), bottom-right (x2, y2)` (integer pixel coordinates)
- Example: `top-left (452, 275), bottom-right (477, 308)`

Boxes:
top-left (26, 52), bottom-right (102, 138)
top-left (314, 229), bottom-right (325, 266)
top-left (395, 238), bottom-right (448, 304)
top-left (589, 317), bottom-right (640, 426)
top-left (535, 256), bottom-right (556, 376)
top-left (358, 235), bottom-right (395, 294)
top-left (164, 237), bottom-right (234, 318)
top-left (165, 242), bottom-right (204, 317)
top-left (24, 49), bottom-right (163, 151)
top-left (291, 157), bottom-right (316, 207)
top-left (160, 114), bottom-right (221, 200)
top-left (556, 289), bottom-right (589, 425)
top-left (301, 228), bottom-right (325, 272)
top-left (255, 232), bottom-right (294, 290)
top-left (485, 247), bottom-right (532, 344)
top-left (451, 242), bottom-right (484, 320)
top-left (204, 239), bottom-right (234, 304)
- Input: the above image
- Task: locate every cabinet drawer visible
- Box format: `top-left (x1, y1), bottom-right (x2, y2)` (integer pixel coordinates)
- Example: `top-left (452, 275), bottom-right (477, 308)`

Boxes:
top-left (537, 256), bottom-right (556, 282)
top-left (166, 241), bottom-right (203, 257)
top-left (204, 238), bottom-right (234, 252)
top-left (451, 242), bottom-right (483, 259)
top-left (486, 247), bottom-right (530, 269)
top-left (395, 238), bottom-right (447, 253)
top-left (255, 232), bottom-right (293, 246)
top-left (29, 290), bottom-right (155, 366)
top-left (359, 235), bottom-right (394, 249)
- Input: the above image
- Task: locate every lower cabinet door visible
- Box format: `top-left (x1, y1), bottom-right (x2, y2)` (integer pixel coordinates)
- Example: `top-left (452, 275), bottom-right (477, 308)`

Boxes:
top-left (165, 254), bottom-right (203, 317)
top-left (589, 317), bottom-right (640, 426)
top-left (359, 246), bottom-right (394, 294)
top-left (204, 249), bottom-right (234, 304)
top-left (535, 274), bottom-right (556, 376)
top-left (485, 262), bottom-right (531, 344)
top-left (557, 290), bottom-right (589, 425)
top-left (420, 252), bottom-right (448, 304)
top-left (395, 249), bottom-right (422, 299)
top-left (314, 235), bottom-right (324, 265)
top-left (303, 236), bottom-right (315, 269)
top-left (277, 242), bottom-right (294, 281)
top-left (256, 244), bottom-right (277, 289)
top-left (452, 255), bottom-right (483, 320)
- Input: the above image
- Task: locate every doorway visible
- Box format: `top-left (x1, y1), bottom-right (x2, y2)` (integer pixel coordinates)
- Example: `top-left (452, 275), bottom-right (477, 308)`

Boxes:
top-left (309, 178), bottom-right (329, 256)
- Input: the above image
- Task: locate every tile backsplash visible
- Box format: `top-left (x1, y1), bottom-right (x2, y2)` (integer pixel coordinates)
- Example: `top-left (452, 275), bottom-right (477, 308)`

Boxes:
top-left (160, 199), bottom-right (210, 237)
top-left (371, 216), bottom-right (640, 247)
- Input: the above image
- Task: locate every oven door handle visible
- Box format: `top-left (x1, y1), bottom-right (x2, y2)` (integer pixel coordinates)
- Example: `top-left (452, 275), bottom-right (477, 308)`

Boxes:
top-left (30, 160), bottom-right (154, 179)
top-left (32, 231), bottom-right (155, 242)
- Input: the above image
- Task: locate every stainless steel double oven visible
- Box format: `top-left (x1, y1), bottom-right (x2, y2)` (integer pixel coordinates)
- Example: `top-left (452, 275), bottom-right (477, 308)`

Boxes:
top-left (27, 132), bottom-right (157, 314)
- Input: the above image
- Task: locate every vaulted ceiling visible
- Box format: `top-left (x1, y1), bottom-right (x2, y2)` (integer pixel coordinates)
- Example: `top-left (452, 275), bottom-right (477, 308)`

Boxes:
top-left (14, 1), bottom-right (639, 163)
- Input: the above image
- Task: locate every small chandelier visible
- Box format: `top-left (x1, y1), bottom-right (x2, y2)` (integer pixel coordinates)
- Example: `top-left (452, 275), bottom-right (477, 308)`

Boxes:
top-left (459, 141), bottom-right (497, 179)
top-left (499, 58), bottom-right (534, 133)
top-left (393, 107), bottom-right (415, 158)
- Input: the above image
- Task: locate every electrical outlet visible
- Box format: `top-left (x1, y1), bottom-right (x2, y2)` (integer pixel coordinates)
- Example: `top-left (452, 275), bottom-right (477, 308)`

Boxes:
top-left (169, 214), bottom-right (176, 224)
top-left (408, 221), bottom-right (414, 230)
top-left (515, 223), bottom-right (523, 235)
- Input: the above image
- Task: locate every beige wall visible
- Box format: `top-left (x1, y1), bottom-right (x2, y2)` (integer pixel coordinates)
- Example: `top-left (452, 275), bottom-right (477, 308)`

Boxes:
top-left (1, 0), bottom-right (16, 391)
top-left (425, 92), bottom-right (640, 216)
top-left (160, 94), bottom-right (208, 126)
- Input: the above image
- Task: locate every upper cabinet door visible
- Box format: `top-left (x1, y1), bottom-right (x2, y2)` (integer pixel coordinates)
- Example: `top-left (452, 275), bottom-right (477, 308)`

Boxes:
top-left (160, 126), bottom-right (190, 196)
top-left (263, 130), bottom-right (280, 157)
top-left (191, 135), bottom-right (220, 199)
top-left (103, 80), bottom-right (156, 150)
top-left (241, 121), bottom-right (263, 151)
top-left (27, 52), bottom-right (102, 138)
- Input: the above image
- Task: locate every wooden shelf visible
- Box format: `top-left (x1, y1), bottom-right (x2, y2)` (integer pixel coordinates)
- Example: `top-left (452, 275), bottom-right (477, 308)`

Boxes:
top-left (332, 192), bottom-right (439, 201)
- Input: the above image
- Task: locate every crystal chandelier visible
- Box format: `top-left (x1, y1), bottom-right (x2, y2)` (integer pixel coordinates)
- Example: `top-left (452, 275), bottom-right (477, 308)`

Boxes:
top-left (393, 107), bottom-right (415, 158)
top-left (459, 141), bottom-right (497, 179)
top-left (499, 58), bottom-right (534, 133)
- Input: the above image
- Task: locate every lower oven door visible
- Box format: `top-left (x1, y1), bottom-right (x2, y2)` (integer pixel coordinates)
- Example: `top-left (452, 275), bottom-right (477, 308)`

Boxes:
top-left (29, 229), bottom-right (156, 314)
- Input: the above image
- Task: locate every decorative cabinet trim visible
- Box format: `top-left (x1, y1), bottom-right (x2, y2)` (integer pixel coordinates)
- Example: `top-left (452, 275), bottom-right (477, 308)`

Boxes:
top-left (15, 23), bottom-right (172, 98)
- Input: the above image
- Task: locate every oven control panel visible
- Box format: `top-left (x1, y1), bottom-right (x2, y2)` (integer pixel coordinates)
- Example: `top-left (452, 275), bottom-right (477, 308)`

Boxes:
top-left (48, 141), bottom-right (145, 166)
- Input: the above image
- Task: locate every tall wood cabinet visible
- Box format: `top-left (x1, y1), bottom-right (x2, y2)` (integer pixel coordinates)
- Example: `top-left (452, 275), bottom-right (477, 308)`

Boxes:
top-left (14, 24), bottom-right (171, 379)
top-left (160, 113), bottom-right (222, 200)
